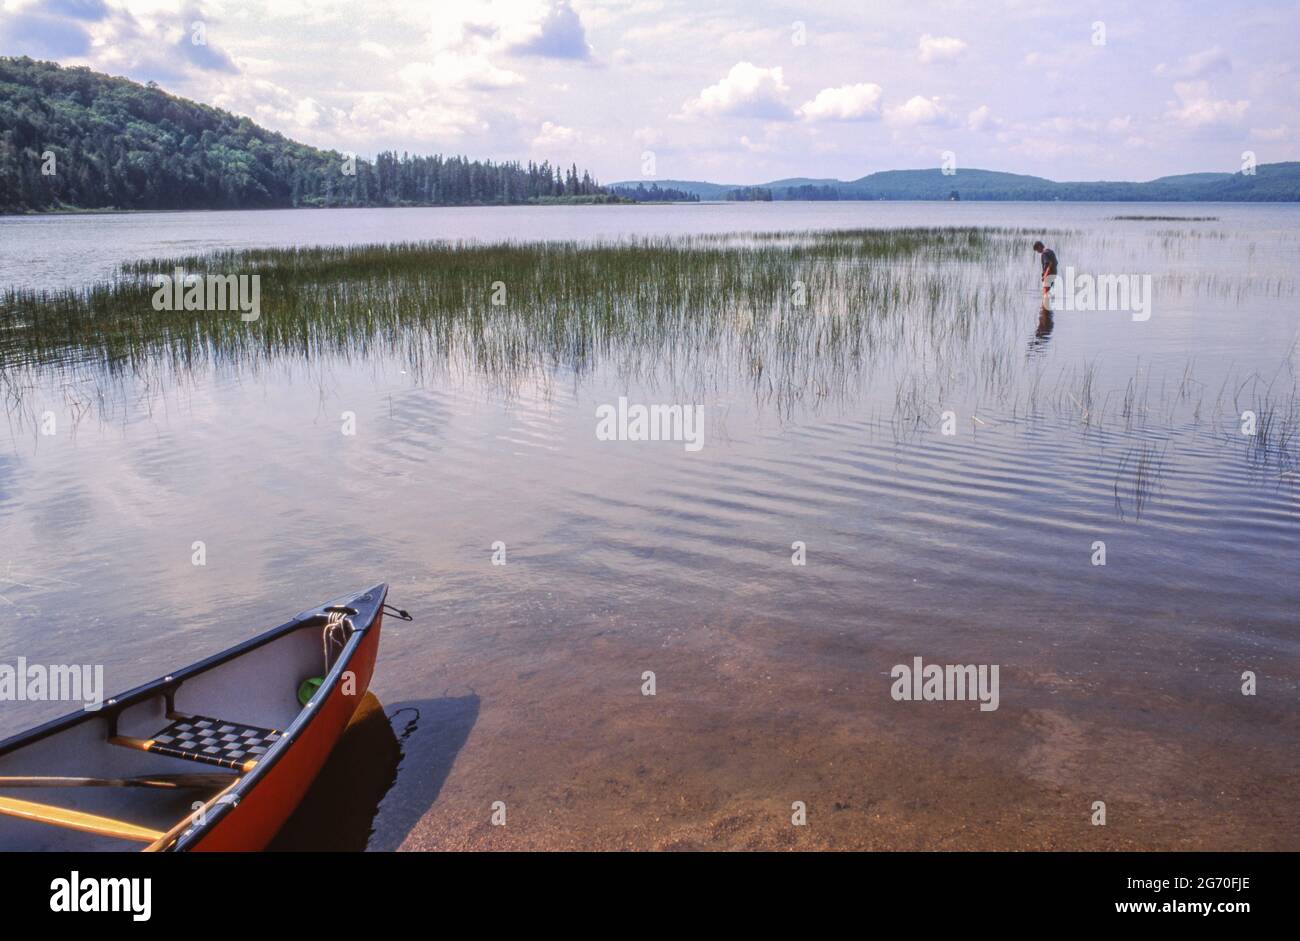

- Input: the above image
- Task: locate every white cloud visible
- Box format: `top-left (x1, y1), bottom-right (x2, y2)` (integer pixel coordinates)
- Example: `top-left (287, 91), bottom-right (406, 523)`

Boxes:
top-left (1167, 81), bottom-right (1249, 128)
top-left (918, 34), bottom-right (967, 64)
top-left (506, 0), bottom-right (592, 60)
top-left (1, 0), bottom-right (240, 83)
top-left (532, 120), bottom-right (579, 148)
top-left (799, 83), bottom-right (883, 121)
top-left (681, 62), bottom-right (791, 119)
top-left (967, 104), bottom-right (993, 132)
top-left (346, 91), bottom-right (486, 143)
top-left (1155, 46), bottom-right (1231, 80)
top-left (293, 97), bottom-right (323, 127)
top-left (399, 57), bottom-right (523, 92)
top-left (885, 95), bottom-right (951, 127)
top-left (208, 77), bottom-right (348, 141)
top-left (1252, 124), bottom-right (1291, 142)
top-left (405, 1), bottom-right (589, 95)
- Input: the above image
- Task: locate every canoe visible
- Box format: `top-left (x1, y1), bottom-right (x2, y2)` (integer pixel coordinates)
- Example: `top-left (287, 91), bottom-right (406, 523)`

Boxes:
top-left (0, 583), bottom-right (390, 851)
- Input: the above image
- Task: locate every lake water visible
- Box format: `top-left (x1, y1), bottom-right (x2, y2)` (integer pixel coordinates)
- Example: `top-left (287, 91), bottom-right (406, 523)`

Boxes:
top-left (1, 202), bottom-right (1297, 850)
top-left (5, 200), bottom-right (1299, 291)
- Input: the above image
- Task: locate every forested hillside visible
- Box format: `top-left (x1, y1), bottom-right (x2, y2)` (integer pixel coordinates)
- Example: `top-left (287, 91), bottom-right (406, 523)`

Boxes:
top-left (0, 57), bottom-right (607, 212)
top-left (613, 163), bottom-right (1300, 202)
top-left (607, 183), bottom-right (699, 202)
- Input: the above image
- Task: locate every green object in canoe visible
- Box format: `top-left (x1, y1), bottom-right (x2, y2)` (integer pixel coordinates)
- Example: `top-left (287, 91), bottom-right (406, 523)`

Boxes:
top-left (297, 677), bottom-right (324, 706)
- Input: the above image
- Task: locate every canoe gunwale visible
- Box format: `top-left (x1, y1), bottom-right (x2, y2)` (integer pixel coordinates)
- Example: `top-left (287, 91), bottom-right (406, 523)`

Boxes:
top-left (0, 583), bottom-right (388, 851)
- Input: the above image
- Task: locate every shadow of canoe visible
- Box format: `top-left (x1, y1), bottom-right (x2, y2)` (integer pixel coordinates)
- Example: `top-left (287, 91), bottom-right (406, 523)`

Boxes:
top-left (366, 692), bottom-right (480, 851)
top-left (268, 690), bottom-right (479, 851)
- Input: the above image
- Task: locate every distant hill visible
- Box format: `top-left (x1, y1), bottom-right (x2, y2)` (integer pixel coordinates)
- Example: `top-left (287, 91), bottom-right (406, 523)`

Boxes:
top-left (0, 57), bottom-right (609, 213)
top-left (612, 163), bottom-right (1300, 202)
top-left (1144, 172), bottom-right (1233, 188)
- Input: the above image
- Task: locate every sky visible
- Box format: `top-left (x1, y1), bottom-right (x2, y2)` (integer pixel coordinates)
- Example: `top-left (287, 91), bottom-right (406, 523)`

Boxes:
top-left (2, 0), bottom-right (1298, 184)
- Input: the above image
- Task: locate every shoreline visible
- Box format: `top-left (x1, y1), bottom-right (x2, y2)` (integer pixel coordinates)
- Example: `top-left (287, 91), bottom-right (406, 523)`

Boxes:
top-left (5, 197), bottom-right (1298, 222)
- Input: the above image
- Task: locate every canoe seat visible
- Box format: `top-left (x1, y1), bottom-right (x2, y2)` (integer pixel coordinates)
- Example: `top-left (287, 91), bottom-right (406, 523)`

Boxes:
top-left (111, 714), bottom-right (282, 774)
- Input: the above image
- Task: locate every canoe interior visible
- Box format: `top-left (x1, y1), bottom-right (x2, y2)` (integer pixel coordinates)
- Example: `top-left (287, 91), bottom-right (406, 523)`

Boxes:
top-left (0, 585), bottom-right (385, 851)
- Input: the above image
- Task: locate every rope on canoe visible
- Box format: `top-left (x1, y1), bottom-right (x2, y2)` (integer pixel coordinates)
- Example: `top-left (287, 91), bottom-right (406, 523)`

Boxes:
top-left (323, 609), bottom-right (351, 674)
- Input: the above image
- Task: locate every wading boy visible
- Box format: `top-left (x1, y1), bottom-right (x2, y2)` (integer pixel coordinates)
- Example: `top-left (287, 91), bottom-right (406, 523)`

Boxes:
top-left (1034, 240), bottom-right (1058, 305)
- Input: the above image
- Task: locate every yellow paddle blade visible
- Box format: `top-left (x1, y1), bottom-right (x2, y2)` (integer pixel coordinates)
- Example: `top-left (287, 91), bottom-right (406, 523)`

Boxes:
top-left (0, 795), bottom-right (165, 843)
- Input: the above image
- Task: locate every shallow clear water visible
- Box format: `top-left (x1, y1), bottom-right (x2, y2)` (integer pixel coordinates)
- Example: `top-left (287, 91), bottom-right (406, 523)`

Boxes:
top-left (0, 203), bottom-right (1297, 849)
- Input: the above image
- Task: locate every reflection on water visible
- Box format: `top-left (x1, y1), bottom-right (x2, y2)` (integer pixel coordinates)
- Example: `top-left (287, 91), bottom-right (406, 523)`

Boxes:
top-left (1, 206), bottom-right (1298, 849)
top-left (1027, 307), bottom-right (1054, 357)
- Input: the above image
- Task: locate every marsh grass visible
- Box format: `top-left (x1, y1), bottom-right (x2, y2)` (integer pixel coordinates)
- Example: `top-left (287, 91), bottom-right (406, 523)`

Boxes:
top-left (1115, 440), bottom-right (1168, 520)
top-left (1229, 359), bottom-right (1300, 474)
top-left (1110, 215), bottom-right (1220, 222)
top-left (2, 227), bottom-right (1021, 376)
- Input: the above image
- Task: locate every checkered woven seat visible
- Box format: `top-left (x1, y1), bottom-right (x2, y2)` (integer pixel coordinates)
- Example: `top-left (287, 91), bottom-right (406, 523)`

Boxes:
top-left (146, 715), bottom-right (282, 772)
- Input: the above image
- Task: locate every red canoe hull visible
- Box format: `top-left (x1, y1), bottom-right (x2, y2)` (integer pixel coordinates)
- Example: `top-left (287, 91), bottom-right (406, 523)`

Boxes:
top-left (187, 613), bottom-right (383, 852)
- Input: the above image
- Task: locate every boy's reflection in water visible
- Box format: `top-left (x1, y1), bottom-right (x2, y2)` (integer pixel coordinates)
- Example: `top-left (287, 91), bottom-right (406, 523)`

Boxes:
top-left (1027, 306), bottom-right (1054, 356)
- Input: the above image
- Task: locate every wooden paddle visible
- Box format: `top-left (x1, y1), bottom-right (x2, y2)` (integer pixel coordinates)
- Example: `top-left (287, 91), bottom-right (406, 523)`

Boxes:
top-left (0, 795), bottom-right (165, 842)
top-left (0, 773), bottom-right (235, 790)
